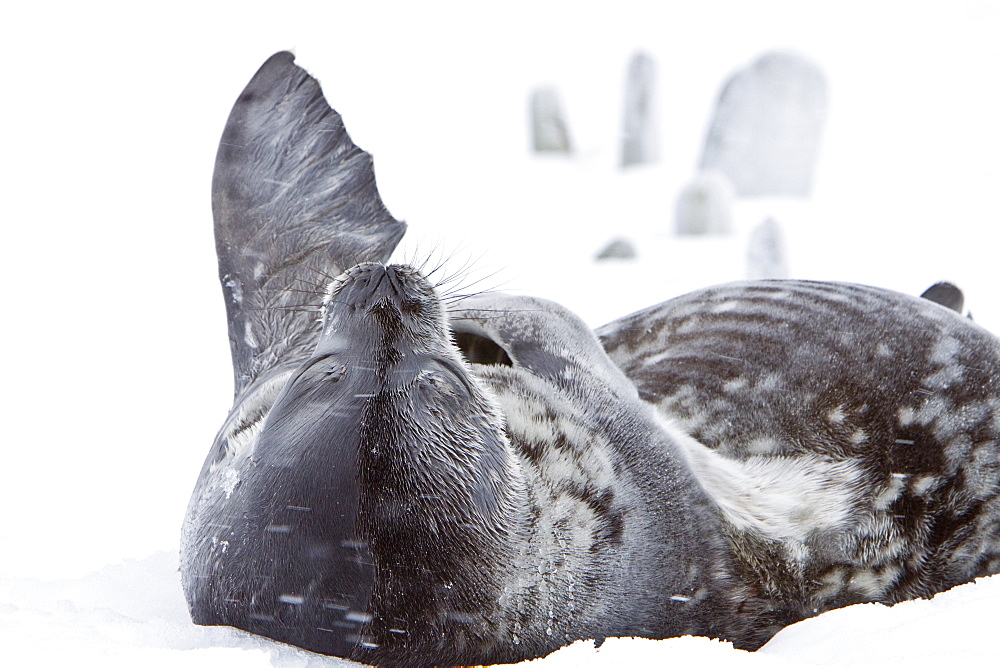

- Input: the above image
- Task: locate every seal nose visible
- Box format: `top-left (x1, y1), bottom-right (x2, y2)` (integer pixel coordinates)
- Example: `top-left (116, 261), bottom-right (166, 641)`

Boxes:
top-left (336, 264), bottom-right (403, 310)
top-left (367, 265), bottom-right (413, 312)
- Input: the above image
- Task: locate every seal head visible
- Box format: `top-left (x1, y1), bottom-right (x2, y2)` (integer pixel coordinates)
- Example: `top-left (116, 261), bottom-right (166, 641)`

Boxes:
top-left (184, 263), bottom-right (530, 663)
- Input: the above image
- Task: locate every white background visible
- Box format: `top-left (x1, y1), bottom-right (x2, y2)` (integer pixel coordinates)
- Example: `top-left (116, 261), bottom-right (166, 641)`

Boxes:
top-left (3, 1), bottom-right (1000, 665)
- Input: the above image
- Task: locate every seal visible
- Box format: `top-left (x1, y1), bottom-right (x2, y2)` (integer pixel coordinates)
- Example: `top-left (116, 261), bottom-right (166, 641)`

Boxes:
top-left (181, 52), bottom-right (1000, 666)
top-left (920, 280), bottom-right (967, 316)
top-left (597, 280), bottom-right (1000, 622)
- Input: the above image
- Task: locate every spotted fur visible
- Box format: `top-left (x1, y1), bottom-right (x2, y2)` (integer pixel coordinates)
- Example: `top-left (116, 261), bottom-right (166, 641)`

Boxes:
top-left (183, 51), bottom-right (1000, 666)
top-left (598, 280), bottom-right (1000, 613)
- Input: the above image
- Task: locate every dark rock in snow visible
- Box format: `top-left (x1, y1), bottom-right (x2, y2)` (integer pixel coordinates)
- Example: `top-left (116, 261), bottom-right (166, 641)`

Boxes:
top-left (700, 52), bottom-right (827, 197)
top-left (596, 237), bottom-right (638, 260)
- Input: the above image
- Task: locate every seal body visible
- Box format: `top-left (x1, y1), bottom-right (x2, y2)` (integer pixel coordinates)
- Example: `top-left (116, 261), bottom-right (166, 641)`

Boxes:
top-left (598, 280), bottom-right (1000, 621)
top-left (182, 51), bottom-right (1000, 665)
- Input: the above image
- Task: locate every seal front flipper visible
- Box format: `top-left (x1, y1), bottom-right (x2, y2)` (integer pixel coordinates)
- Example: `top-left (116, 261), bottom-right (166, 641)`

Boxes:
top-left (213, 51), bottom-right (406, 396)
top-left (186, 352), bottom-right (377, 656)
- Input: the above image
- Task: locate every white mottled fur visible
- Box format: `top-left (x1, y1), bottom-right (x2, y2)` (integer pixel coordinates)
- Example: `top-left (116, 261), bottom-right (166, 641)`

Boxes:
top-left (494, 373), bottom-right (616, 493)
top-left (655, 414), bottom-right (865, 546)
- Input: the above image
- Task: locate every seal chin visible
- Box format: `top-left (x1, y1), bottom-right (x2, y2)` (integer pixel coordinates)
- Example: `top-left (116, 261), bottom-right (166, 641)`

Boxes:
top-left (313, 262), bottom-right (528, 663)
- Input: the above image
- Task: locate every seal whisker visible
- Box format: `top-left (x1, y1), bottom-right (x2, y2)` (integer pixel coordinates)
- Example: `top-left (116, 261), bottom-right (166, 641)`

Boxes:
top-left (426, 245), bottom-right (480, 283)
top-left (441, 280), bottom-right (510, 303)
top-left (303, 264), bottom-right (340, 283)
top-left (400, 240), bottom-right (423, 272)
top-left (249, 303), bottom-right (325, 312)
top-left (434, 254), bottom-right (494, 293)
top-left (401, 236), bottom-right (455, 278)
top-left (262, 307), bottom-right (325, 314)
top-left (263, 287), bottom-right (328, 297)
top-left (420, 242), bottom-right (463, 279)
top-left (290, 275), bottom-right (333, 290)
top-left (434, 269), bottom-right (507, 294)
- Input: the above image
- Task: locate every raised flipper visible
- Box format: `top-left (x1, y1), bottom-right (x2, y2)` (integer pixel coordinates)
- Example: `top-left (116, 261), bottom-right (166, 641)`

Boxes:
top-left (213, 51), bottom-right (406, 396)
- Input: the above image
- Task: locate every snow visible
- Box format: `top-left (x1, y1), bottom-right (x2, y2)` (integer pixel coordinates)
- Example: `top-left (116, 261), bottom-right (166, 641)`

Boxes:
top-left (3, 550), bottom-right (998, 667)
top-left (4, 1), bottom-right (1000, 666)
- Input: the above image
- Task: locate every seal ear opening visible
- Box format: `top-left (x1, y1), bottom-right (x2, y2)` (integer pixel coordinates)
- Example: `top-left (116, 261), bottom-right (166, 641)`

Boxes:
top-left (453, 331), bottom-right (514, 366)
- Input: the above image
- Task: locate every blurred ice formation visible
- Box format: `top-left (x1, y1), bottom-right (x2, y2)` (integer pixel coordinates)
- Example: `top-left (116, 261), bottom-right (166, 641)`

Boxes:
top-left (746, 217), bottom-right (789, 279)
top-left (675, 171), bottom-right (734, 235)
top-left (596, 237), bottom-right (638, 260)
top-left (621, 51), bottom-right (659, 167)
top-left (531, 86), bottom-right (573, 153)
top-left (700, 52), bottom-right (827, 197)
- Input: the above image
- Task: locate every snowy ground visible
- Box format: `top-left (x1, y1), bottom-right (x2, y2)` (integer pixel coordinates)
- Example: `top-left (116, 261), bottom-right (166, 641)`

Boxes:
top-left (4, 1), bottom-right (1000, 666)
